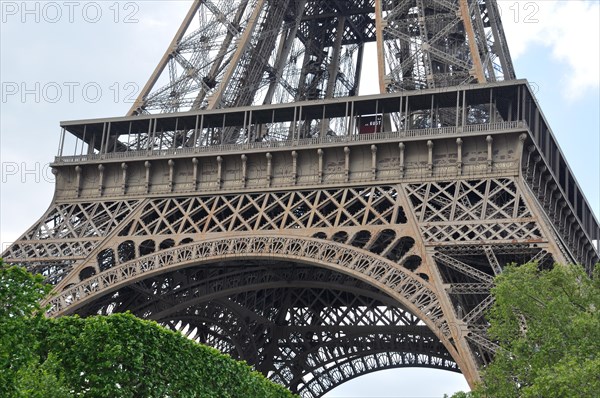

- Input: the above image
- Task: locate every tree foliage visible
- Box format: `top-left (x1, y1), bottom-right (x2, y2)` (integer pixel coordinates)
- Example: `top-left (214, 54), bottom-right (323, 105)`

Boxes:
top-left (0, 260), bottom-right (296, 398)
top-left (1, 261), bottom-right (52, 397)
top-left (450, 263), bottom-right (600, 398)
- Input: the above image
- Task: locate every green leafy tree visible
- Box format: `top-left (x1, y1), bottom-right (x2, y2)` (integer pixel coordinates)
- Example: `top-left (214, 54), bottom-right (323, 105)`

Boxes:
top-left (13, 353), bottom-right (73, 398)
top-left (449, 263), bottom-right (600, 398)
top-left (41, 313), bottom-right (295, 397)
top-left (0, 260), bottom-right (296, 398)
top-left (0, 260), bottom-right (56, 397)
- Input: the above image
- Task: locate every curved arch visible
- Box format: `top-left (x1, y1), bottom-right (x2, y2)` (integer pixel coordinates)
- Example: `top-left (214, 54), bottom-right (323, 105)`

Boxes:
top-left (388, 236), bottom-right (415, 261)
top-left (97, 248), bottom-right (115, 272)
top-left (348, 230), bottom-right (371, 248)
top-left (167, 311), bottom-right (459, 398)
top-left (159, 238), bottom-right (175, 250)
top-left (117, 240), bottom-right (136, 263)
top-left (139, 239), bottom-right (155, 256)
top-left (115, 269), bottom-right (459, 398)
top-left (131, 274), bottom-right (410, 321)
top-left (403, 254), bottom-right (422, 271)
top-left (45, 234), bottom-right (460, 370)
top-left (161, 292), bottom-right (460, 398)
top-left (78, 266), bottom-right (96, 281)
top-left (369, 228), bottom-right (396, 255)
top-left (295, 350), bottom-right (459, 398)
top-left (331, 231), bottom-right (349, 243)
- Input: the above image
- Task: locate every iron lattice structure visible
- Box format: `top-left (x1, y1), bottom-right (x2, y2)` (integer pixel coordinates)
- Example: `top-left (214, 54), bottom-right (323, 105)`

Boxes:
top-left (129, 0), bottom-right (513, 116)
top-left (3, 1), bottom-right (599, 397)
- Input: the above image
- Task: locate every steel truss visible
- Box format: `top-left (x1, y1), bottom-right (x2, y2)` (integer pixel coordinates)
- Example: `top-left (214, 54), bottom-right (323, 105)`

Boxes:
top-left (129, 0), bottom-right (514, 115)
top-left (7, 88), bottom-right (600, 394)
top-left (6, 86), bottom-right (600, 390)
top-left (8, 166), bottom-right (595, 394)
top-left (73, 262), bottom-right (459, 397)
top-left (3, 1), bottom-right (599, 395)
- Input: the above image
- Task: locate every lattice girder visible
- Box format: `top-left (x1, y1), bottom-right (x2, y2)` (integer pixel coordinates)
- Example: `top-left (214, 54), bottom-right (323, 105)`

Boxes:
top-left (38, 232), bottom-right (480, 386)
top-left (5, 161), bottom-right (577, 393)
top-left (45, 236), bottom-right (444, 332)
top-left (5, 82), bottom-right (599, 396)
top-left (428, 243), bottom-right (554, 366)
top-left (129, 0), bottom-right (515, 115)
top-left (70, 262), bottom-right (459, 397)
top-left (4, 200), bottom-right (141, 284)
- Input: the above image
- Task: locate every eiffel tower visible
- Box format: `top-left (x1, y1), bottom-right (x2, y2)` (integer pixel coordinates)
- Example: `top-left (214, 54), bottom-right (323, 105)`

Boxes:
top-left (3, 1), bottom-right (599, 396)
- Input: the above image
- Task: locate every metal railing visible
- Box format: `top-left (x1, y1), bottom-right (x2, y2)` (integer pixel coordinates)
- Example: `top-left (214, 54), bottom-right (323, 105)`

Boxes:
top-left (54, 120), bottom-right (527, 164)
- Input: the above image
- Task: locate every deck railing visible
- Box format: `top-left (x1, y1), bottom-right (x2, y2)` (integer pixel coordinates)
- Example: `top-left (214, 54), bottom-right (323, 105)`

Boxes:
top-left (54, 120), bottom-right (527, 164)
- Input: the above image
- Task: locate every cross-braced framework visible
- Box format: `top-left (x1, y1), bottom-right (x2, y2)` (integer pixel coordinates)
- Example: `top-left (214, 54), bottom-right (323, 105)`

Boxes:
top-left (72, 263), bottom-right (460, 397)
top-left (3, 1), bottom-right (599, 396)
top-left (129, 0), bottom-right (514, 115)
top-left (5, 81), bottom-right (600, 395)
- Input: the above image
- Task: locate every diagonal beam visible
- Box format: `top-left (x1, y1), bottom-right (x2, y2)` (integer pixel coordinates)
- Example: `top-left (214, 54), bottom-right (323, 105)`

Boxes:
top-left (207, 0), bottom-right (267, 109)
top-left (458, 0), bottom-right (485, 83)
top-left (484, 245), bottom-right (503, 275)
top-left (446, 283), bottom-right (493, 295)
top-left (462, 294), bottom-right (494, 325)
top-left (128, 0), bottom-right (202, 115)
top-left (434, 252), bottom-right (494, 283)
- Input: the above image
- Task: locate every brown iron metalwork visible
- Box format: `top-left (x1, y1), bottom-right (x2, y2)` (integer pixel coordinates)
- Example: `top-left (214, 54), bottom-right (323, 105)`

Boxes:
top-left (3, 1), bottom-right (598, 397)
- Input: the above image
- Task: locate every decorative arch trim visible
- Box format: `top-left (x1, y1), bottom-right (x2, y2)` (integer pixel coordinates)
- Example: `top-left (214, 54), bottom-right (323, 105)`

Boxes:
top-left (45, 234), bottom-right (459, 363)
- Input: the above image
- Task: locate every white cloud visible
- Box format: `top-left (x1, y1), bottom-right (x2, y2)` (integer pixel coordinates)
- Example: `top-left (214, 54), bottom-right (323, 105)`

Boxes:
top-left (501, 0), bottom-right (600, 100)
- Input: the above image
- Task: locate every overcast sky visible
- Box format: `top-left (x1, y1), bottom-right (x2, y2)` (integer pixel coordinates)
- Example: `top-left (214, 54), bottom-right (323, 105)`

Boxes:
top-left (1, 1), bottom-right (598, 397)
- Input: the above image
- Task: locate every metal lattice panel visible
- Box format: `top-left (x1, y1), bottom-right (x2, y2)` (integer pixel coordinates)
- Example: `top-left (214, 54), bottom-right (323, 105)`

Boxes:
top-left (45, 236), bottom-right (443, 329)
top-left (405, 178), bottom-right (543, 244)
top-left (122, 186), bottom-right (405, 237)
top-left (380, 0), bottom-right (514, 91)
top-left (70, 262), bottom-right (459, 398)
top-left (129, 0), bottom-right (515, 115)
top-left (5, 200), bottom-right (140, 284)
top-left (431, 244), bottom-right (554, 366)
top-left (3, 0), bottom-right (599, 394)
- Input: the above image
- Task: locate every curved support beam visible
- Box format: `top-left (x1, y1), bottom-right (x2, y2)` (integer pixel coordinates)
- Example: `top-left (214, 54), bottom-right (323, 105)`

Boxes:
top-left (163, 310), bottom-right (460, 398)
top-left (149, 281), bottom-right (460, 397)
top-left (138, 279), bottom-right (403, 321)
top-left (45, 234), bottom-right (468, 376)
top-left (295, 348), bottom-right (459, 398)
top-left (287, 331), bottom-right (459, 394)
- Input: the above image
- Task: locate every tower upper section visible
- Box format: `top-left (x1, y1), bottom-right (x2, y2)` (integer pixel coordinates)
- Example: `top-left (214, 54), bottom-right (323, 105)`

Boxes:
top-left (128, 0), bottom-right (515, 115)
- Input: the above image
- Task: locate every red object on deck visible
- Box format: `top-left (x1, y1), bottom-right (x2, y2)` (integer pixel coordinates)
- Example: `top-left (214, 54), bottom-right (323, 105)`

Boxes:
top-left (359, 115), bottom-right (382, 134)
